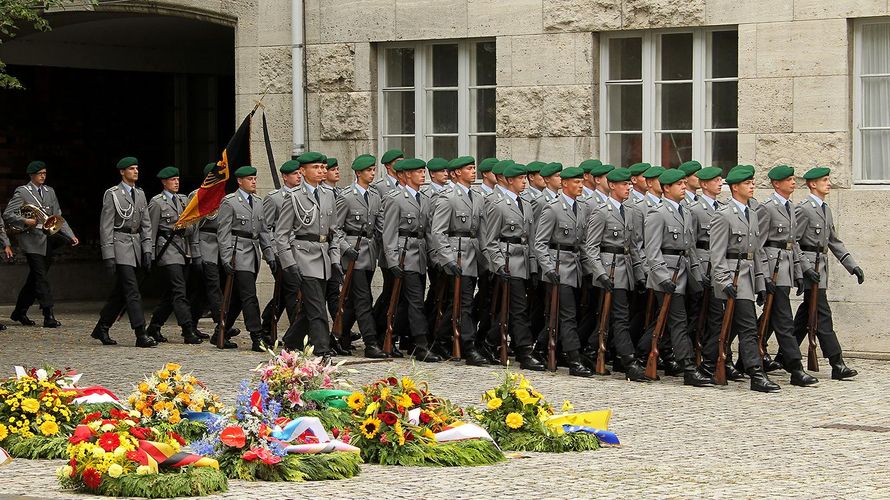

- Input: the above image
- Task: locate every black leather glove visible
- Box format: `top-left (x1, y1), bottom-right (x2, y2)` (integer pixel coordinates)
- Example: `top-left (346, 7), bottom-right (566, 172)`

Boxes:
top-left (494, 266), bottom-right (508, 278)
top-left (267, 259), bottom-right (279, 275)
top-left (756, 291), bottom-right (766, 306)
top-left (286, 264), bottom-right (302, 285)
top-left (331, 263), bottom-right (344, 281)
top-left (765, 278), bottom-right (776, 295)
top-left (545, 270), bottom-right (560, 284)
top-left (222, 261), bottom-right (235, 275)
top-left (853, 267), bottom-right (865, 285)
top-left (444, 261), bottom-right (461, 276)
top-left (530, 272), bottom-right (540, 288)
top-left (795, 278), bottom-right (804, 296)
top-left (343, 246), bottom-right (359, 262)
top-left (636, 279), bottom-right (647, 293)
top-left (724, 284), bottom-right (737, 299)
top-left (660, 280), bottom-right (676, 294)
top-left (104, 259), bottom-right (116, 275)
top-left (596, 273), bottom-right (613, 291)
top-left (142, 253), bottom-right (152, 272)
top-left (389, 265), bottom-right (404, 278)
top-left (803, 268), bottom-right (820, 284)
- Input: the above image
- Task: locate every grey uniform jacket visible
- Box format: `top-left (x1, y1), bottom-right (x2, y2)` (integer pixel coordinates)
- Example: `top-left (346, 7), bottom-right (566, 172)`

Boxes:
top-left (421, 182), bottom-right (449, 268)
top-left (533, 197), bottom-right (590, 288)
top-left (644, 199), bottom-right (702, 295)
top-left (476, 186), bottom-right (505, 273)
top-left (688, 196), bottom-right (721, 278)
top-left (217, 191), bottom-right (274, 273)
top-left (709, 201), bottom-right (766, 301)
top-left (482, 191), bottom-right (535, 280)
top-left (188, 189), bottom-right (221, 265)
top-left (148, 192), bottom-right (192, 266)
top-left (430, 184), bottom-right (483, 277)
top-left (754, 193), bottom-right (802, 287)
top-left (275, 184), bottom-right (342, 280)
top-left (99, 183), bottom-right (153, 267)
top-left (625, 195), bottom-right (658, 274)
top-left (585, 199), bottom-right (644, 291)
top-left (381, 188), bottom-right (430, 274)
top-left (3, 183), bottom-right (74, 255)
top-left (0, 216), bottom-right (10, 248)
top-left (336, 185), bottom-right (381, 271)
top-left (794, 196), bottom-right (858, 289)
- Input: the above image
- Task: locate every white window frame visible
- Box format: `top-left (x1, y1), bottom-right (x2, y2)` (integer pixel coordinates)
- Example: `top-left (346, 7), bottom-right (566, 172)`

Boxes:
top-left (853, 18), bottom-right (890, 184)
top-left (599, 28), bottom-right (738, 167)
top-left (377, 39), bottom-right (496, 163)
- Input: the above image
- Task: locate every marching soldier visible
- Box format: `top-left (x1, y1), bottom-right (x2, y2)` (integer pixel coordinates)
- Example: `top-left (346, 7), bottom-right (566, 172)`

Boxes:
top-left (533, 166), bottom-right (593, 377)
top-left (335, 154), bottom-right (386, 358)
top-left (754, 165), bottom-right (818, 386)
top-left (628, 162), bottom-right (650, 203)
top-left (421, 157), bottom-right (451, 338)
top-left (679, 161), bottom-right (702, 205)
top-left (709, 165), bottom-right (778, 392)
top-left (430, 156), bottom-right (491, 365)
top-left (482, 163), bottom-right (545, 370)
top-left (322, 157), bottom-right (343, 328)
top-left (523, 161), bottom-right (546, 198)
top-left (275, 152), bottom-right (342, 356)
top-left (93, 157), bottom-right (154, 347)
top-left (476, 157), bottom-right (498, 196)
top-left (380, 158), bottom-right (442, 362)
top-left (217, 166), bottom-right (277, 352)
top-left (4, 161), bottom-right (78, 328)
top-left (584, 167), bottom-right (648, 381)
top-left (471, 157), bottom-right (498, 345)
top-left (371, 149), bottom-right (405, 349)
top-left (576, 161), bottom-right (612, 354)
top-left (145, 166), bottom-right (204, 345)
top-left (579, 159), bottom-right (601, 200)
top-left (0, 205), bottom-right (12, 331)
top-left (791, 167), bottom-right (863, 380)
top-left (638, 168), bottom-right (711, 386)
top-left (526, 161), bottom-right (563, 337)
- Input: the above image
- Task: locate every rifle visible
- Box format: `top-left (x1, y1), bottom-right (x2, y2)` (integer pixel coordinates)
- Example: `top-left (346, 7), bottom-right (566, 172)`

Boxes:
top-left (644, 289), bottom-right (655, 328)
top-left (645, 251), bottom-right (685, 380)
top-left (715, 257), bottom-right (743, 385)
top-left (806, 254), bottom-right (822, 372)
top-left (546, 248), bottom-right (561, 372)
top-left (432, 269), bottom-right (447, 335)
top-left (383, 236), bottom-right (408, 354)
top-left (757, 251), bottom-right (783, 360)
top-left (269, 269), bottom-right (282, 345)
top-left (595, 255), bottom-right (617, 375)
top-left (490, 273), bottom-right (502, 326)
top-left (694, 261), bottom-right (712, 367)
top-left (332, 226), bottom-right (366, 341)
top-left (451, 237), bottom-right (463, 360)
top-left (218, 235), bottom-right (239, 349)
top-left (498, 242), bottom-right (511, 365)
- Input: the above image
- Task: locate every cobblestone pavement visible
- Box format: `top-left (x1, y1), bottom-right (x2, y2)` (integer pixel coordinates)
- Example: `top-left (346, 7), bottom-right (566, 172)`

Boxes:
top-left (1, 303), bottom-right (889, 499)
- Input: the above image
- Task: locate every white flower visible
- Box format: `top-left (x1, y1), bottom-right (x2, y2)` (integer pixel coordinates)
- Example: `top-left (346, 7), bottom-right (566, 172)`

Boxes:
top-left (57, 465), bottom-right (73, 479)
top-left (136, 465), bottom-right (153, 475)
top-left (100, 423), bottom-right (115, 432)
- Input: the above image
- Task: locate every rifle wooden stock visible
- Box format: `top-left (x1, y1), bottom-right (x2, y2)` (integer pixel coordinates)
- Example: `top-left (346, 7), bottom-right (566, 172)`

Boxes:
top-left (383, 237), bottom-right (408, 354)
top-left (269, 270), bottom-right (281, 345)
top-left (644, 252), bottom-right (685, 380)
top-left (498, 242), bottom-right (511, 366)
top-left (332, 232), bottom-right (364, 340)
top-left (694, 261), bottom-right (712, 367)
top-left (806, 257), bottom-right (821, 372)
top-left (546, 249), bottom-right (561, 372)
top-left (757, 252), bottom-right (783, 360)
top-left (644, 289), bottom-right (655, 327)
top-left (595, 256), bottom-right (617, 375)
top-left (218, 235), bottom-right (239, 349)
top-left (451, 238), bottom-right (463, 360)
top-left (715, 257), bottom-right (743, 385)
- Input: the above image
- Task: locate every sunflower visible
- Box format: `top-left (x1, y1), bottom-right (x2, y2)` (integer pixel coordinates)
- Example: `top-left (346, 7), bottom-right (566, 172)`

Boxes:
top-left (505, 412), bottom-right (524, 429)
top-left (562, 400), bottom-right (574, 412)
top-left (0, 423), bottom-right (8, 441)
top-left (347, 392), bottom-right (365, 410)
top-left (39, 420), bottom-right (59, 436)
top-left (360, 417), bottom-right (381, 439)
top-left (401, 377), bottom-right (416, 390)
top-left (20, 398), bottom-right (40, 413)
top-left (165, 363), bottom-right (181, 372)
top-left (486, 397), bottom-right (503, 410)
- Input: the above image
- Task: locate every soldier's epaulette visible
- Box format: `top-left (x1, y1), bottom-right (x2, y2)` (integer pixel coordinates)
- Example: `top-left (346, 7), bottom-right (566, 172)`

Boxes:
top-left (764, 198), bottom-right (774, 205)
top-left (136, 187), bottom-right (144, 191)
top-left (387, 189), bottom-right (401, 199)
top-left (151, 193), bottom-right (164, 201)
top-left (223, 192), bottom-right (238, 200)
top-left (810, 200), bottom-right (817, 208)
top-left (268, 188), bottom-right (280, 196)
top-left (107, 186), bottom-right (119, 193)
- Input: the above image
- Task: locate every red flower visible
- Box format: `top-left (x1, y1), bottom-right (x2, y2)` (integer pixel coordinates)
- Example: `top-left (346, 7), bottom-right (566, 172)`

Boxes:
top-left (69, 425), bottom-right (94, 444)
top-left (220, 426), bottom-right (246, 449)
top-left (331, 427), bottom-right (340, 439)
top-left (405, 431), bottom-right (414, 442)
top-left (69, 458), bottom-right (77, 468)
top-left (250, 390), bottom-right (263, 412)
top-left (409, 392), bottom-right (422, 405)
top-left (129, 427), bottom-right (151, 440)
top-left (98, 432), bottom-right (121, 452)
top-left (242, 447), bottom-right (281, 465)
top-left (167, 431), bottom-right (186, 446)
top-left (387, 377), bottom-right (398, 386)
top-left (82, 468), bottom-right (102, 490)
top-left (419, 411), bottom-right (431, 424)
top-left (126, 450), bottom-right (142, 463)
top-left (81, 412), bottom-right (102, 424)
top-left (380, 412), bottom-right (398, 426)
top-left (110, 408), bottom-right (129, 420)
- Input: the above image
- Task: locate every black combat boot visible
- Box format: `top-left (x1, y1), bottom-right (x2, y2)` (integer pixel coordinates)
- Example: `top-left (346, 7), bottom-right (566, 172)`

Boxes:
top-left (463, 345), bottom-right (491, 366)
top-left (90, 322), bottom-right (117, 345)
top-left (250, 332), bottom-right (265, 352)
top-left (787, 360), bottom-right (818, 387)
top-left (181, 326), bottom-right (203, 345)
top-left (192, 328), bottom-right (210, 340)
top-left (762, 353), bottom-right (783, 372)
top-left (411, 343), bottom-right (443, 363)
top-left (42, 307), bottom-right (61, 328)
top-left (829, 354), bottom-right (858, 380)
top-left (622, 356), bottom-right (650, 383)
top-left (10, 310), bottom-right (35, 326)
top-left (748, 367), bottom-right (781, 393)
top-left (515, 345), bottom-right (546, 371)
top-left (724, 362), bottom-right (746, 381)
top-left (662, 357), bottom-right (684, 377)
top-left (363, 342), bottom-right (389, 359)
top-left (135, 326), bottom-right (158, 348)
top-left (146, 323), bottom-right (168, 343)
top-left (211, 324), bottom-right (237, 349)
top-left (565, 351), bottom-right (593, 378)
top-left (683, 360), bottom-right (714, 387)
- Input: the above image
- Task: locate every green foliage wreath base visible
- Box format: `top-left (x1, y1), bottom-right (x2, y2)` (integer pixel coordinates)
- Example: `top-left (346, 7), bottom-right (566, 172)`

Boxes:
top-left (495, 430), bottom-right (600, 453)
top-left (361, 439), bottom-right (505, 467)
top-left (61, 467), bottom-right (228, 498)
top-left (0, 434), bottom-right (69, 459)
top-left (218, 452), bottom-right (362, 482)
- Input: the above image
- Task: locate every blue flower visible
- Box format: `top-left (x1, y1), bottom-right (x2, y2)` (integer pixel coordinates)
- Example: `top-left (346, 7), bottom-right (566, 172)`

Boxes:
top-left (270, 441), bottom-right (288, 457)
top-left (189, 437), bottom-right (217, 457)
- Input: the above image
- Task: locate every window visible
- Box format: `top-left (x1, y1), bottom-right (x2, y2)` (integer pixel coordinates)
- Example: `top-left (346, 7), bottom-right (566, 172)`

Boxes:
top-left (854, 20), bottom-right (890, 183)
top-left (600, 29), bottom-right (738, 172)
top-left (378, 40), bottom-right (496, 164)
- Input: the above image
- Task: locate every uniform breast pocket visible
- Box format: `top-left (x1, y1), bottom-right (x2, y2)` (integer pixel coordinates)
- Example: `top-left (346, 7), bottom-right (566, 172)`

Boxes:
top-left (161, 211), bottom-right (173, 223)
top-left (237, 215), bottom-right (249, 226)
top-left (403, 212), bottom-right (416, 228)
top-left (608, 225), bottom-right (622, 239)
top-left (731, 229), bottom-right (745, 243)
top-left (812, 223), bottom-right (822, 236)
top-left (773, 222), bottom-right (787, 235)
top-left (667, 225), bottom-right (680, 241)
top-left (350, 209), bottom-right (365, 225)
top-left (505, 218), bottom-right (519, 234)
top-left (455, 211), bottom-right (470, 227)
top-left (558, 223), bottom-right (573, 240)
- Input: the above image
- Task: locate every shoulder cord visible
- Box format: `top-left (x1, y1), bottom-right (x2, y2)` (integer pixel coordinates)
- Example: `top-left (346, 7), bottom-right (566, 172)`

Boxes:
top-left (289, 191), bottom-right (317, 229)
top-left (110, 190), bottom-right (134, 229)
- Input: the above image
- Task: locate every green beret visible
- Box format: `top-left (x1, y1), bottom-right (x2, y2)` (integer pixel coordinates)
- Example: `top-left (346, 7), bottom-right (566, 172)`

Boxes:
top-left (351, 154), bottom-right (376, 171)
top-left (541, 162), bottom-right (563, 177)
top-left (560, 166), bottom-right (584, 179)
top-left (478, 157), bottom-right (498, 172)
top-left (642, 166), bottom-right (665, 179)
top-left (629, 162), bottom-right (651, 176)
top-left (426, 157), bottom-right (448, 172)
top-left (280, 159), bottom-right (301, 174)
top-left (578, 159), bottom-right (602, 173)
top-left (204, 162), bottom-right (217, 176)
top-left (590, 163), bottom-right (615, 177)
top-left (678, 160), bottom-right (702, 176)
top-left (802, 166), bottom-right (830, 180)
top-left (696, 166), bottom-right (723, 181)
top-left (26, 160), bottom-right (46, 174)
top-left (395, 158), bottom-right (425, 172)
top-left (493, 159), bottom-right (514, 175)
top-left (606, 168), bottom-right (632, 183)
top-left (725, 165), bottom-right (755, 185)
top-left (234, 166), bottom-right (257, 178)
top-left (448, 156), bottom-right (476, 170)
top-left (297, 151), bottom-right (325, 164)
top-left (117, 156), bottom-right (138, 169)
top-left (381, 149), bottom-right (404, 165)
top-left (658, 168), bottom-right (685, 185)
top-left (503, 163), bottom-right (527, 178)
top-left (326, 157), bottom-right (339, 168)
top-left (156, 166), bottom-right (179, 179)
top-left (525, 161), bottom-right (546, 173)
top-left (768, 165), bottom-right (795, 181)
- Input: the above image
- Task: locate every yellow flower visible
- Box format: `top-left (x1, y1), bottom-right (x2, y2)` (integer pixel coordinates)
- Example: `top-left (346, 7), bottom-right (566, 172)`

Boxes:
top-left (183, 384), bottom-right (194, 394)
top-left (347, 392), bottom-right (365, 410)
top-left (514, 389), bottom-right (539, 406)
top-left (518, 375), bottom-right (531, 389)
top-left (423, 428), bottom-right (436, 441)
top-left (505, 412), bottom-right (524, 429)
top-left (364, 401), bottom-right (379, 415)
top-left (138, 382), bottom-right (150, 394)
top-left (165, 363), bottom-right (181, 372)
top-left (107, 463), bottom-right (123, 478)
top-left (39, 420), bottom-right (59, 436)
top-left (168, 410), bottom-right (181, 425)
top-left (379, 387), bottom-right (390, 400)
top-left (136, 465), bottom-right (153, 475)
top-left (164, 401), bottom-right (175, 411)
top-left (158, 370), bottom-right (170, 380)
top-left (142, 408), bottom-right (153, 418)
top-left (157, 382), bottom-right (169, 393)
top-left (394, 421), bottom-right (405, 446)
top-left (360, 417), bottom-right (381, 439)
top-left (153, 401), bottom-right (165, 412)
top-left (537, 406), bottom-right (551, 420)
top-left (486, 398), bottom-right (503, 410)
top-left (484, 390), bottom-right (496, 402)
top-left (401, 377), bottom-right (416, 390)
top-left (562, 400), bottom-right (574, 412)
top-left (20, 398), bottom-right (39, 413)
top-left (397, 393), bottom-right (413, 409)
top-left (0, 423), bottom-right (8, 441)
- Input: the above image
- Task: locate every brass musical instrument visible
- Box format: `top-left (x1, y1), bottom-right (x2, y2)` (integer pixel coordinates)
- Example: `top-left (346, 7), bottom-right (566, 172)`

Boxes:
top-left (12, 203), bottom-right (65, 236)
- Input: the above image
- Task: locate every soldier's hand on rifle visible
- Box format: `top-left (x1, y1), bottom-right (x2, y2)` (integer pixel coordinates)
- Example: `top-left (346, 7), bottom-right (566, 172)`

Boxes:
top-left (343, 246), bottom-right (359, 262)
top-left (803, 268), bottom-right (820, 284)
top-left (444, 261), bottom-right (461, 276)
top-left (142, 253), bottom-right (152, 272)
top-left (596, 273), bottom-right (613, 291)
top-left (765, 278), bottom-right (776, 294)
top-left (723, 284), bottom-right (737, 298)
top-left (267, 258), bottom-right (279, 275)
top-left (331, 263), bottom-right (344, 281)
top-left (660, 279), bottom-right (676, 293)
top-left (104, 258), bottom-right (116, 275)
top-left (852, 266), bottom-right (865, 285)
top-left (222, 261), bottom-right (235, 275)
top-left (636, 278), bottom-right (647, 293)
top-left (494, 265), bottom-right (508, 278)
top-left (388, 265), bottom-right (404, 278)
top-left (545, 270), bottom-right (559, 284)
top-left (756, 291), bottom-right (766, 306)
top-left (530, 271), bottom-right (540, 287)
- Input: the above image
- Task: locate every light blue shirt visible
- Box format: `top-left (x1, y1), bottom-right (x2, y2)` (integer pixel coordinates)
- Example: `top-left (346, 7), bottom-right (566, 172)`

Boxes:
top-left (501, 187), bottom-right (518, 203)
top-left (731, 197), bottom-right (750, 214)
top-left (582, 186), bottom-right (595, 198)
top-left (303, 182), bottom-right (318, 196)
top-left (699, 193), bottom-right (717, 208)
top-left (662, 197), bottom-right (681, 212)
top-left (387, 174), bottom-right (399, 187)
top-left (353, 183), bottom-right (367, 197)
top-left (608, 196), bottom-right (623, 211)
top-left (237, 188), bottom-right (253, 203)
top-left (544, 188), bottom-right (559, 199)
top-left (120, 182), bottom-right (135, 197)
top-left (632, 189), bottom-right (645, 201)
top-left (561, 193), bottom-right (577, 210)
top-left (480, 183), bottom-right (494, 195)
top-left (808, 193), bottom-right (824, 207)
top-left (404, 185), bottom-right (419, 199)
top-left (646, 193), bottom-right (661, 205)
top-left (773, 192), bottom-right (790, 205)
top-left (164, 190), bottom-right (176, 204)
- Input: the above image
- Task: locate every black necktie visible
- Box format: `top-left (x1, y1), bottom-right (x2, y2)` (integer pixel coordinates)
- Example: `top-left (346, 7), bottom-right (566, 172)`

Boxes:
top-left (517, 197), bottom-right (524, 214)
top-left (785, 200), bottom-right (791, 217)
top-left (468, 189), bottom-right (473, 203)
top-left (38, 187), bottom-right (44, 200)
top-left (313, 189), bottom-right (320, 204)
top-left (363, 191), bottom-right (369, 205)
top-left (248, 195), bottom-right (253, 209)
top-left (131, 188), bottom-right (136, 203)
top-left (822, 202), bottom-right (827, 216)
top-left (713, 200), bottom-right (718, 210)
top-left (619, 204), bottom-right (625, 221)
top-left (415, 192), bottom-right (421, 205)
top-left (744, 206), bottom-right (749, 221)
top-left (571, 201), bottom-right (577, 216)
top-left (678, 205), bottom-right (684, 220)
